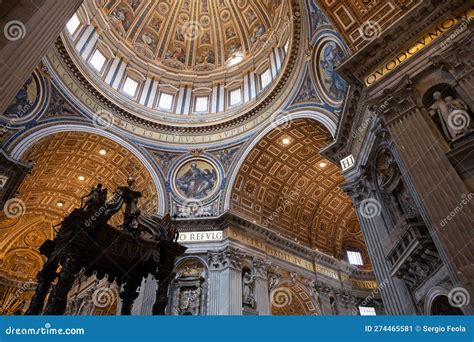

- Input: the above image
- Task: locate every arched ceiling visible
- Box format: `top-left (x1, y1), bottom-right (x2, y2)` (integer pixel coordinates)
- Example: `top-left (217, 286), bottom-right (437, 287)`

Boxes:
top-left (230, 119), bottom-right (369, 262)
top-left (0, 132), bottom-right (157, 281)
top-left (17, 132), bottom-right (157, 220)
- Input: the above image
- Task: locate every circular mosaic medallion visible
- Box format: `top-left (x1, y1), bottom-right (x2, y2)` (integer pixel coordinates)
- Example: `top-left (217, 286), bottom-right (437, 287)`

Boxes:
top-left (173, 158), bottom-right (220, 201)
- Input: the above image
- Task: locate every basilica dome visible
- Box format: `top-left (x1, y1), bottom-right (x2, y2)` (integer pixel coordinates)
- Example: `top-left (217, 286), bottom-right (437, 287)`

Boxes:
top-left (58, 0), bottom-right (298, 134)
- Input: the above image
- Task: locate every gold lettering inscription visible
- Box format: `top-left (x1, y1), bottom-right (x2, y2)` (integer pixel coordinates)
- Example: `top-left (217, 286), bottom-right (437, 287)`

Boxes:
top-left (364, 7), bottom-right (474, 86)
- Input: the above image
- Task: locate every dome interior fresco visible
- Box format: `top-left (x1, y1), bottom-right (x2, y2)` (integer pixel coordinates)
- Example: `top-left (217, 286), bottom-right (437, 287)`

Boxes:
top-left (61, 0), bottom-right (295, 122)
top-left (101, 0), bottom-right (285, 73)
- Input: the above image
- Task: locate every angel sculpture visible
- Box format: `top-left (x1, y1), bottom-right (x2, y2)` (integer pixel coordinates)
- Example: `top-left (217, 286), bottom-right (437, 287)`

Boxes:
top-left (81, 183), bottom-right (107, 214)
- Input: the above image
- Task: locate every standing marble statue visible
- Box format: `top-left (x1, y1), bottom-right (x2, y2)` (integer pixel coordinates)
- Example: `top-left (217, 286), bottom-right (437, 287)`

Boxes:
top-left (242, 271), bottom-right (256, 308)
top-left (429, 92), bottom-right (469, 141)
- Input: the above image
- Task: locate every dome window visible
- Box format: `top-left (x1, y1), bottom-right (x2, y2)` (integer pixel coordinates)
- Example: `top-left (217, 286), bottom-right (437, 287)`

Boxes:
top-left (195, 96), bottom-right (209, 113)
top-left (158, 93), bottom-right (174, 111)
top-left (347, 250), bottom-right (363, 265)
top-left (229, 88), bottom-right (242, 107)
top-left (66, 13), bottom-right (81, 35)
top-left (260, 69), bottom-right (273, 90)
top-left (359, 306), bottom-right (376, 316)
top-left (89, 50), bottom-right (106, 72)
top-left (122, 77), bottom-right (139, 98)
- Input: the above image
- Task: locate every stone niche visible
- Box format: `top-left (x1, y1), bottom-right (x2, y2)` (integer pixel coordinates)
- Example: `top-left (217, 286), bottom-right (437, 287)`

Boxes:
top-left (169, 259), bottom-right (207, 316)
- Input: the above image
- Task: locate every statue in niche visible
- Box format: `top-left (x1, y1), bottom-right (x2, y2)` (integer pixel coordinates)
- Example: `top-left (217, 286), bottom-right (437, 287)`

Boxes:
top-left (242, 270), bottom-right (256, 308)
top-left (428, 91), bottom-right (471, 142)
top-left (267, 271), bottom-right (280, 291)
top-left (395, 186), bottom-right (418, 218)
top-left (376, 149), bottom-right (419, 221)
top-left (178, 287), bottom-right (201, 315)
top-left (172, 260), bottom-right (206, 315)
top-left (308, 280), bottom-right (322, 308)
top-left (375, 150), bottom-right (396, 190)
top-left (329, 296), bottom-right (338, 315)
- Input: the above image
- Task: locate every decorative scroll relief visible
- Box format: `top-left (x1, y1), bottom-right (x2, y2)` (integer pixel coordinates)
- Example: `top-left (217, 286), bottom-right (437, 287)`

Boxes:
top-left (364, 6), bottom-right (474, 87)
top-left (351, 279), bottom-right (378, 290)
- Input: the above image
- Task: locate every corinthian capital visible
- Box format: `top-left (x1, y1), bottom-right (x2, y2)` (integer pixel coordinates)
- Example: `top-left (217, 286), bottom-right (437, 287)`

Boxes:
top-left (208, 247), bottom-right (245, 271)
top-left (379, 76), bottom-right (417, 125)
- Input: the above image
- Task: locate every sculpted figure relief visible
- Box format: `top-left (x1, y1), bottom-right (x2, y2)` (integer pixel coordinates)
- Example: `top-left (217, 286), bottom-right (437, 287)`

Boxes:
top-left (242, 271), bottom-right (256, 308)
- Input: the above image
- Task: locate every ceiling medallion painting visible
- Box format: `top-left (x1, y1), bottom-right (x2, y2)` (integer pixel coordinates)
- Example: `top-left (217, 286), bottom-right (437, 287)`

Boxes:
top-left (173, 158), bottom-right (221, 202)
top-left (314, 38), bottom-right (347, 106)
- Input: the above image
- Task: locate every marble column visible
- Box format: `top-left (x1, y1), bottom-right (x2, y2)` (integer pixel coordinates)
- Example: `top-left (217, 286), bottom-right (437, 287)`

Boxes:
top-left (120, 278), bottom-right (141, 316)
top-left (343, 177), bottom-right (418, 315)
top-left (254, 259), bottom-right (270, 315)
top-left (207, 247), bottom-right (244, 315)
top-left (207, 263), bottom-right (229, 315)
top-left (0, 0), bottom-right (84, 113)
top-left (380, 79), bottom-right (474, 308)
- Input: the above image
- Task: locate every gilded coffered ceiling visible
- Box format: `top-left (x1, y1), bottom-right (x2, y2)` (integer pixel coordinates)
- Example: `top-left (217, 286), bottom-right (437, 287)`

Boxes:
top-left (316, 0), bottom-right (421, 51)
top-left (0, 132), bottom-right (157, 281)
top-left (230, 119), bottom-right (368, 261)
